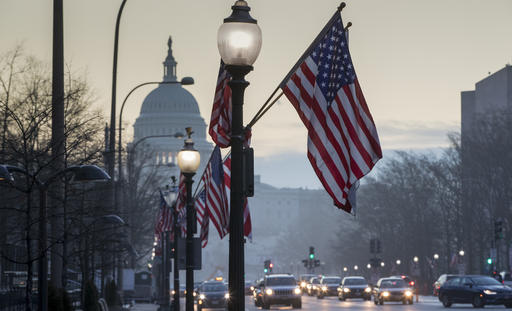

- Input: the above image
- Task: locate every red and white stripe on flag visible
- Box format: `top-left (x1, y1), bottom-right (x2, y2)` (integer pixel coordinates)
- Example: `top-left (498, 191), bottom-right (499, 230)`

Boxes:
top-left (223, 155), bottom-right (252, 240)
top-left (154, 190), bottom-right (172, 238)
top-left (209, 61), bottom-right (232, 148)
top-left (280, 13), bottom-right (382, 213)
top-left (195, 190), bottom-right (209, 248)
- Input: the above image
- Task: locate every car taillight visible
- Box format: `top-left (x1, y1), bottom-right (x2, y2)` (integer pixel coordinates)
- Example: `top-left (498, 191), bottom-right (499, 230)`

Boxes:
top-left (410, 281), bottom-right (415, 286)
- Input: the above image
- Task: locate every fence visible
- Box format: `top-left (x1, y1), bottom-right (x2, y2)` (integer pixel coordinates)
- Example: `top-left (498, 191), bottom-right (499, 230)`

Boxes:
top-left (0, 288), bottom-right (81, 311)
top-left (0, 288), bottom-right (37, 311)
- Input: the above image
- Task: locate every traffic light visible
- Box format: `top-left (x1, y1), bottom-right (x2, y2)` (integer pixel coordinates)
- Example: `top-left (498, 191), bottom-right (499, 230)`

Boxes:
top-left (302, 259), bottom-right (308, 268)
top-left (370, 239), bottom-right (375, 254)
top-left (376, 239), bottom-right (382, 254)
top-left (264, 259), bottom-right (271, 274)
top-left (487, 258), bottom-right (493, 265)
top-left (269, 262), bottom-right (274, 273)
top-left (314, 259), bottom-right (320, 267)
top-left (495, 220), bottom-right (504, 240)
top-left (309, 246), bottom-right (315, 259)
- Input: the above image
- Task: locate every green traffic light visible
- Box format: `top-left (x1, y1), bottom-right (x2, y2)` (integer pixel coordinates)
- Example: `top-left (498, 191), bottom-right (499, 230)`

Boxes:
top-left (487, 258), bottom-right (493, 265)
top-left (264, 268), bottom-right (268, 273)
top-left (309, 254), bottom-right (314, 259)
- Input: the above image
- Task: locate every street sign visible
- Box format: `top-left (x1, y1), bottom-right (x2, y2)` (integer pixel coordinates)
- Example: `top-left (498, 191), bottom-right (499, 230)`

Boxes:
top-left (177, 237), bottom-right (202, 270)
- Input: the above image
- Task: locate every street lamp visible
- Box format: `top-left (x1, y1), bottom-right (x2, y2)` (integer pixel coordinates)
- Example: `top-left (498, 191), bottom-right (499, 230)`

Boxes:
top-left (413, 256), bottom-right (419, 263)
top-left (0, 164), bottom-right (110, 311)
top-left (354, 265), bottom-right (358, 271)
top-left (459, 250), bottom-right (465, 257)
top-left (380, 262), bottom-right (385, 267)
top-left (396, 259), bottom-right (401, 265)
top-left (367, 264), bottom-right (371, 269)
top-left (343, 267), bottom-right (348, 272)
top-left (217, 2), bottom-right (262, 310)
top-left (177, 128), bottom-right (200, 311)
top-left (433, 254), bottom-right (439, 260)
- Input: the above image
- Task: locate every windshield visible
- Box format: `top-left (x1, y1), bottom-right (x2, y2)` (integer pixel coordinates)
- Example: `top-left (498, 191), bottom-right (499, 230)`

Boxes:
top-left (203, 283), bottom-right (227, 292)
top-left (345, 279), bottom-right (367, 286)
top-left (472, 277), bottom-right (503, 286)
top-left (300, 275), bottom-right (314, 281)
top-left (323, 278), bottom-right (341, 284)
top-left (311, 278), bottom-right (320, 284)
top-left (380, 279), bottom-right (406, 288)
top-left (266, 277), bottom-right (296, 286)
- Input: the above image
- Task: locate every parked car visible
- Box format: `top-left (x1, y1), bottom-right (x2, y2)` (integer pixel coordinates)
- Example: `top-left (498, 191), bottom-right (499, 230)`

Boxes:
top-left (438, 275), bottom-right (512, 308)
top-left (373, 277), bottom-right (414, 305)
top-left (338, 276), bottom-right (371, 301)
top-left (307, 277), bottom-right (320, 296)
top-left (317, 276), bottom-right (341, 299)
top-left (259, 274), bottom-right (301, 309)
top-left (433, 274), bottom-right (459, 296)
top-left (196, 281), bottom-right (229, 311)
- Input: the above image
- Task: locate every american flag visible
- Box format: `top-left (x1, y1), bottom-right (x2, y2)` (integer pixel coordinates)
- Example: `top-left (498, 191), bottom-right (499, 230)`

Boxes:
top-left (175, 174), bottom-right (187, 236)
top-left (209, 61), bottom-right (232, 148)
top-left (195, 190), bottom-right (209, 248)
top-left (280, 13), bottom-right (382, 213)
top-left (154, 190), bottom-right (172, 238)
top-left (223, 155), bottom-right (252, 240)
top-left (201, 146), bottom-right (230, 238)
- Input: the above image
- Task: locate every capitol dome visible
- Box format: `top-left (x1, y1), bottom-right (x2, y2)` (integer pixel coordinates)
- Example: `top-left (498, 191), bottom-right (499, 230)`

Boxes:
top-left (140, 84), bottom-right (200, 115)
top-left (132, 36), bottom-right (212, 176)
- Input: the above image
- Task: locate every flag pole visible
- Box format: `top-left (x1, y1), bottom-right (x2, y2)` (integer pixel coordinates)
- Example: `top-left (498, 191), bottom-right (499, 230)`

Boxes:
top-left (247, 2), bottom-right (347, 129)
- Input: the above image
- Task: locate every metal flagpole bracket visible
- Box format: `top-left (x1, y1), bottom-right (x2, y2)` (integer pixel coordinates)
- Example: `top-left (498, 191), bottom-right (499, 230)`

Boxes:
top-left (338, 2), bottom-right (346, 12)
top-left (345, 21), bottom-right (353, 30)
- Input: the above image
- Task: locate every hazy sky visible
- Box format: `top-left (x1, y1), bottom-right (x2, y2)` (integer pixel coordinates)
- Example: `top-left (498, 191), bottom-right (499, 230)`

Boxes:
top-left (1, 0), bottom-right (512, 187)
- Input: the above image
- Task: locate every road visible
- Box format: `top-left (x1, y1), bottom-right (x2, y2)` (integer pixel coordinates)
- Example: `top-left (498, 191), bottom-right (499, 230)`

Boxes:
top-left (132, 296), bottom-right (511, 310)
top-left (244, 295), bottom-right (510, 310)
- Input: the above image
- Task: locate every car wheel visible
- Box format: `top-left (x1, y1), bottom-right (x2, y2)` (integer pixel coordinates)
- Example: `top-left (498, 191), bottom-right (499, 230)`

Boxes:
top-left (379, 298), bottom-right (384, 305)
top-left (374, 297), bottom-right (378, 305)
top-left (317, 294), bottom-right (323, 299)
top-left (402, 299), bottom-right (407, 305)
top-left (441, 295), bottom-right (452, 308)
top-left (472, 295), bottom-right (484, 308)
top-left (262, 301), bottom-right (270, 309)
top-left (197, 305), bottom-right (202, 311)
top-left (292, 300), bottom-right (302, 309)
top-left (409, 299), bottom-right (414, 305)
top-left (505, 303), bottom-right (512, 308)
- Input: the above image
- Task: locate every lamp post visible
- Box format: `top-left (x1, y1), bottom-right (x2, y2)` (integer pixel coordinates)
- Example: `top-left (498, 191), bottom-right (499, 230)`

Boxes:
top-left (217, 2), bottom-right (262, 310)
top-left (165, 177), bottom-right (181, 311)
top-left (177, 129), bottom-right (200, 311)
top-left (0, 164), bottom-right (110, 311)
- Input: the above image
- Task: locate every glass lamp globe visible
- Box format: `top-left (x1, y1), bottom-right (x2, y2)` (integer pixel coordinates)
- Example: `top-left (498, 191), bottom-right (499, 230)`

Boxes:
top-left (177, 140), bottom-right (200, 174)
top-left (217, 1), bottom-right (262, 66)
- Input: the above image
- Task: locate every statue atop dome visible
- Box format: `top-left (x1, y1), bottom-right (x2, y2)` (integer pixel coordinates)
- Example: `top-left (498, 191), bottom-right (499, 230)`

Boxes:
top-left (163, 36), bottom-right (177, 82)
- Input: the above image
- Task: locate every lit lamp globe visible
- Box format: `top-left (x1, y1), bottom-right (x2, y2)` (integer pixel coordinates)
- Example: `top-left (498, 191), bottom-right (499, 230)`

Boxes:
top-left (177, 141), bottom-right (200, 174)
top-left (217, 0), bottom-right (262, 66)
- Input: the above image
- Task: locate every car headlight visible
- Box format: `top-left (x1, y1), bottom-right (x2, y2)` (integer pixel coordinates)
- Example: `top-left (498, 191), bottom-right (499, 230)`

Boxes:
top-left (193, 292), bottom-right (197, 297)
top-left (312, 285), bottom-right (317, 289)
top-left (250, 286), bottom-right (254, 291)
top-left (382, 291), bottom-right (390, 297)
top-left (307, 284), bottom-right (311, 289)
top-left (405, 291), bottom-right (412, 297)
top-left (300, 282), bottom-right (307, 288)
top-left (343, 288), bottom-right (350, 293)
top-left (199, 294), bottom-right (205, 300)
top-left (294, 288), bottom-right (301, 295)
top-left (322, 286), bottom-right (328, 291)
top-left (225, 293), bottom-right (230, 299)
top-left (484, 289), bottom-right (497, 295)
top-left (265, 289), bottom-right (273, 295)
top-left (365, 287), bottom-right (372, 293)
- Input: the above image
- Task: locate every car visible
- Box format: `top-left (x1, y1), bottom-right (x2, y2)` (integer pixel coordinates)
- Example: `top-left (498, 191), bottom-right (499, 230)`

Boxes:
top-left (438, 275), bottom-right (512, 308)
top-left (373, 277), bottom-right (414, 305)
top-left (253, 279), bottom-right (264, 307)
top-left (259, 274), bottom-right (302, 309)
top-left (501, 272), bottom-right (512, 287)
top-left (338, 276), bottom-right (372, 301)
top-left (307, 277), bottom-right (320, 296)
top-left (317, 276), bottom-right (341, 299)
top-left (245, 280), bottom-right (254, 295)
top-left (433, 274), bottom-right (459, 296)
top-left (196, 281), bottom-right (229, 311)
top-left (298, 274), bottom-right (315, 292)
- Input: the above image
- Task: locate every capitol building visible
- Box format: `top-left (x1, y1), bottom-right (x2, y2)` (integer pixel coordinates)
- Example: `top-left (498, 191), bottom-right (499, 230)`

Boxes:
top-left (134, 37), bottom-right (353, 281)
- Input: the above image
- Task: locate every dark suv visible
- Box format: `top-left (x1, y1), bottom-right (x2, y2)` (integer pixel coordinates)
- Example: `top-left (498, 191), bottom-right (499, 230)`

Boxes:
top-left (260, 274), bottom-right (302, 309)
top-left (317, 276), bottom-right (342, 299)
top-left (196, 281), bottom-right (229, 311)
top-left (338, 276), bottom-right (372, 301)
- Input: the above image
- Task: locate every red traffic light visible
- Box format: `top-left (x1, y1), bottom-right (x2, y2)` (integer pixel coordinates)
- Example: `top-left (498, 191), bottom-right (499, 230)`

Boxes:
top-left (269, 263), bottom-right (273, 268)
